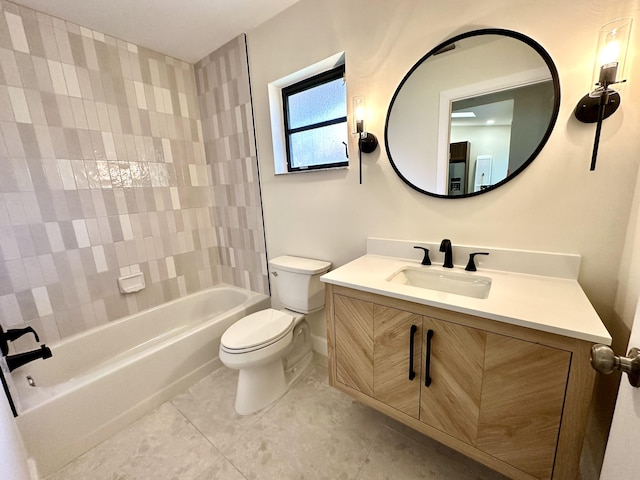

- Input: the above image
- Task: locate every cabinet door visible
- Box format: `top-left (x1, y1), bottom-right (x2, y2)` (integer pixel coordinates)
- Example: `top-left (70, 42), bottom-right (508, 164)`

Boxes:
top-left (373, 305), bottom-right (422, 418)
top-left (334, 295), bottom-right (374, 396)
top-left (420, 317), bottom-right (486, 446)
top-left (476, 334), bottom-right (570, 480)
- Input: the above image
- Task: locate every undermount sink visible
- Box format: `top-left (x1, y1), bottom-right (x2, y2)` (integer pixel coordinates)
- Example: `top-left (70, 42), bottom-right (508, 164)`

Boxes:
top-left (387, 266), bottom-right (492, 299)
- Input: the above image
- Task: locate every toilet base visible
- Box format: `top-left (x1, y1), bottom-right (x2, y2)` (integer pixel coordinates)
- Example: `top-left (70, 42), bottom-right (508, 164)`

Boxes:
top-left (233, 351), bottom-right (314, 415)
top-left (234, 359), bottom-right (287, 415)
top-left (227, 319), bottom-right (314, 415)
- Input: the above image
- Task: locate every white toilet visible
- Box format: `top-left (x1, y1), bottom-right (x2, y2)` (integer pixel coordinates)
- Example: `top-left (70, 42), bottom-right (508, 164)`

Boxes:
top-left (219, 255), bottom-right (331, 415)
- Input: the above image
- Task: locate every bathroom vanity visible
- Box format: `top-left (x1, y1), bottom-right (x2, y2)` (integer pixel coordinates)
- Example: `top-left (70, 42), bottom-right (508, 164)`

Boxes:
top-left (321, 239), bottom-right (611, 480)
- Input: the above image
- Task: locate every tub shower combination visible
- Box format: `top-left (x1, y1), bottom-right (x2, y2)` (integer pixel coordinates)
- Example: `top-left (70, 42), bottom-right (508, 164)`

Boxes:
top-left (7, 285), bottom-right (269, 477)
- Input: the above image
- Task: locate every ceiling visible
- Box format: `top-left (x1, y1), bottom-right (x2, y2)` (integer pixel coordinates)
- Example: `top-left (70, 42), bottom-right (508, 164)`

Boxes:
top-left (10, 0), bottom-right (302, 63)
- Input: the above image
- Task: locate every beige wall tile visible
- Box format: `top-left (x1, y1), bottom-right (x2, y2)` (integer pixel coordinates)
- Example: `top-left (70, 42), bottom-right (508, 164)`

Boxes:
top-left (4, 11), bottom-right (29, 54)
top-left (0, 2), bottom-right (266, 343)
top-left (0, 292), bottom-right (22, 326)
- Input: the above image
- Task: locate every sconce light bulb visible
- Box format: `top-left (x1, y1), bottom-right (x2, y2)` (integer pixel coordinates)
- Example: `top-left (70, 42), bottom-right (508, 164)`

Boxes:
top-left (592, 18), bottom-right (632, 89)
top-left (597, 39), bottom-right (621, 87)
top-left (599, 40), bottom-right (621, 66)
top-left (353, 95), bottom-right (367, 134)
top-left (355, 107), bottom-right (365, 133)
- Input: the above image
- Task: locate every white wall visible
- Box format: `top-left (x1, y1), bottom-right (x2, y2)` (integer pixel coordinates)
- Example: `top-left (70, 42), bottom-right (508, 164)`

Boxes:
top-left (0, 391), bottom-right (32, 480)
top-left (248, 0), bottom-right (640, 342)
top-left (615, 162), bottom-right (640, 330)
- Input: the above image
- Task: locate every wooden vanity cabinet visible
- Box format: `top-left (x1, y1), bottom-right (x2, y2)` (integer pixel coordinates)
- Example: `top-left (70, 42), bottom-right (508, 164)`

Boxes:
top-left (420, 316), bottom-right (486, 447)
top-left (373, 305), bottom-right (422, 418)
top-left (326, 285), bottom-right (595, 480)
top-left (334, 294), bottom-right (374, 396)
top-left (334, 296), bottom-right (422, 417)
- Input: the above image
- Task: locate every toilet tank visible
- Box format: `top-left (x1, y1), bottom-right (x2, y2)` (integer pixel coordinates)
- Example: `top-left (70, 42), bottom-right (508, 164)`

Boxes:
top-left (269, 256), bottom-right (331, 314)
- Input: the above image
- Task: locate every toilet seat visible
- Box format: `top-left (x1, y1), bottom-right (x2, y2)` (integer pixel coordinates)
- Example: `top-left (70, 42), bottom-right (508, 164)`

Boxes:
top-left (221, 309), bottom-right (295, 354)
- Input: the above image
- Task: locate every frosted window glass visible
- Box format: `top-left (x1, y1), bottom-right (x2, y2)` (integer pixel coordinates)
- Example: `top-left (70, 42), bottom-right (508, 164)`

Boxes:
top-left (282, 64), bottom-right (347, 171)
top-left (287, 78), bottom-right (346, 129)
top-left (289, 123), bottom-right (348, 169)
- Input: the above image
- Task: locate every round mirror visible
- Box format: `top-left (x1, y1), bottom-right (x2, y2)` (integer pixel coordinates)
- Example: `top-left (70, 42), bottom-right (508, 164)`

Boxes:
top-left (385, 29), bottom-right (560, 198)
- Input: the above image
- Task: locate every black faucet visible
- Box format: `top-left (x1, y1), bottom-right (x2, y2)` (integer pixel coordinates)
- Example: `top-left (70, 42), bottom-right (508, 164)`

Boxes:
top-left (1, 326), bottom-right (40, 356)
top-left (6, 345), bottom-right (52, 372)
top-left (1, 325), bottom-right (52, 372)
top-left (439, 239), bottom-right (453, 268)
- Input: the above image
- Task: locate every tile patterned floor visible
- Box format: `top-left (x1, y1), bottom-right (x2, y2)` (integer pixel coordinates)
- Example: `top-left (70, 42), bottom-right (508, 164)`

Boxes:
top-left (45, 356), bottom-right (508, 480)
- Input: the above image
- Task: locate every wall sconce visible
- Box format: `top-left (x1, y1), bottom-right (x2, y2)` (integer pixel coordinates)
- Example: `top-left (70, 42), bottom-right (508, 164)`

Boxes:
top-left (574, 18), bottom-right (633, 171)
top-left (353, 96), bottom-right (378, 184)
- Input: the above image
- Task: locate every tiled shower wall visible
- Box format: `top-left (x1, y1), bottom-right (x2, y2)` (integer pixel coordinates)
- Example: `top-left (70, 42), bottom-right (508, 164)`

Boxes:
top-left (0, 0), bottom-right (267, 347)
top-left (195, 36), bottom-right (268, 296)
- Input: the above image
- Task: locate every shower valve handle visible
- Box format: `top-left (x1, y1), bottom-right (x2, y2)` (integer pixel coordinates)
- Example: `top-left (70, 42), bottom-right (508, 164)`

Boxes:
top-left (1, 326), bottom-right (41, 356)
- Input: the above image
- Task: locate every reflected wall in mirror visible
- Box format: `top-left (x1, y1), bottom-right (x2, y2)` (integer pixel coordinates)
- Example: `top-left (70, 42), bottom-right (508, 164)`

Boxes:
top-left (385, 29), bottom-right (560, 198)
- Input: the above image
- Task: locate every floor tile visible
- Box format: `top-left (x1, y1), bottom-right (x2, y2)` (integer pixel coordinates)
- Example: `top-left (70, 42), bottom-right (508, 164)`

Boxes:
top-left (45, 403), bottom-right (240, 480)
top-left (170, 363), bottom-right (272, 454)
top-left (215, 362), bottom-right (377, 479)
top-left (357, 423), bottom-right (507, 480)
top-left (221, 419), bottom-right (368, 480)
top-left (257, 359), bottom-right (387, 443)
top-left (46, 355), bottom-right (509, 480)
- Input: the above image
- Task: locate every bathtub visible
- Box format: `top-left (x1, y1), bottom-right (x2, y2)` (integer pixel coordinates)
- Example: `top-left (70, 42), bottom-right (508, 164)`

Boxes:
top-left (10, 284), bottom-right (270, 477)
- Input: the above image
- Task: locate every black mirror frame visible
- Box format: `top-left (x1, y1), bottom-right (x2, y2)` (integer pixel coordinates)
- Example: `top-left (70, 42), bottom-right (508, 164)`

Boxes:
top-left (384, 28), bottom-right (561, 199)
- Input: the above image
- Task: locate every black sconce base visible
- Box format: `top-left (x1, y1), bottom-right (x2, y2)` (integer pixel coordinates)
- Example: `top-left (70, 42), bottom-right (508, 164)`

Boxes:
top-left (574, 89), bottom-right (621, 171)
top-left (359, 133), bottom-right (378, 153)
top-left (574, 91), bottom-right (620, 123)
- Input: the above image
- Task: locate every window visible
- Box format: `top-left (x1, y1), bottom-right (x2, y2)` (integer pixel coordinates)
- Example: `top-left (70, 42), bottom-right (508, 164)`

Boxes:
top-left (281, 65), bottom-right (347, 172)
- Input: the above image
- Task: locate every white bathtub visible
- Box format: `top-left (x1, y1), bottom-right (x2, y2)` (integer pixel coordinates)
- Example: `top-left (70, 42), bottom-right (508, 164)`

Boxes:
top-left (10, 284), bottom-right (270, 477)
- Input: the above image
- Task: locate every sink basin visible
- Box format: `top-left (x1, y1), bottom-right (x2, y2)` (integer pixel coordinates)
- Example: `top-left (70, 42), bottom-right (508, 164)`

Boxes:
top-left (387, 267), bottom-right (491, 299)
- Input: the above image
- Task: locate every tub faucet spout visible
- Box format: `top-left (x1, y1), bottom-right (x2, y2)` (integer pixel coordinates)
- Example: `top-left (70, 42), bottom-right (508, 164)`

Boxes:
top-left (440, 239), bottom-right (454, 268)
top-left (6, 345), bottom-right (52, 372)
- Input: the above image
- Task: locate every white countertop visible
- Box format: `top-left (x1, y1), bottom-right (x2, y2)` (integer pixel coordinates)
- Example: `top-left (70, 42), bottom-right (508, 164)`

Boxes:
top-left (321, 254), bottom-right (612, 344)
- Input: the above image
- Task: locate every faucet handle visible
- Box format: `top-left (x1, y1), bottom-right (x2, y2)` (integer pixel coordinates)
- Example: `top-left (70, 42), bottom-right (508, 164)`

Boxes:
top-left (465, 252), bottom-right (490, 271)
top-left (1, 326), bottom-right (40, 356)
top-left (413, 246), bottom-right (431, 265)
top-left (5, 327), bottom-right (40, 343)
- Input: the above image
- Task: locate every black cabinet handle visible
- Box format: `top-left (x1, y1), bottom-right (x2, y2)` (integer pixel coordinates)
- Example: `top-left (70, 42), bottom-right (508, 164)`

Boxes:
top-left (425, 329), bottom-right (434, 387)
top-left (409, 325), bottom-right (417, 380)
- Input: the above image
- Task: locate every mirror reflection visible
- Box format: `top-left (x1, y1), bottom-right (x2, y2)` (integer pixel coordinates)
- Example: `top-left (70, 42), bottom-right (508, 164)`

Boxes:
top-left (385, 30), bottom-right (559, 198)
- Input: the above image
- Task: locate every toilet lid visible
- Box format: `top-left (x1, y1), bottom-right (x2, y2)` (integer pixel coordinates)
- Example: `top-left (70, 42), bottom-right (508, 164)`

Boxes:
top-left (221, 309), bottom-right (295, 351)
